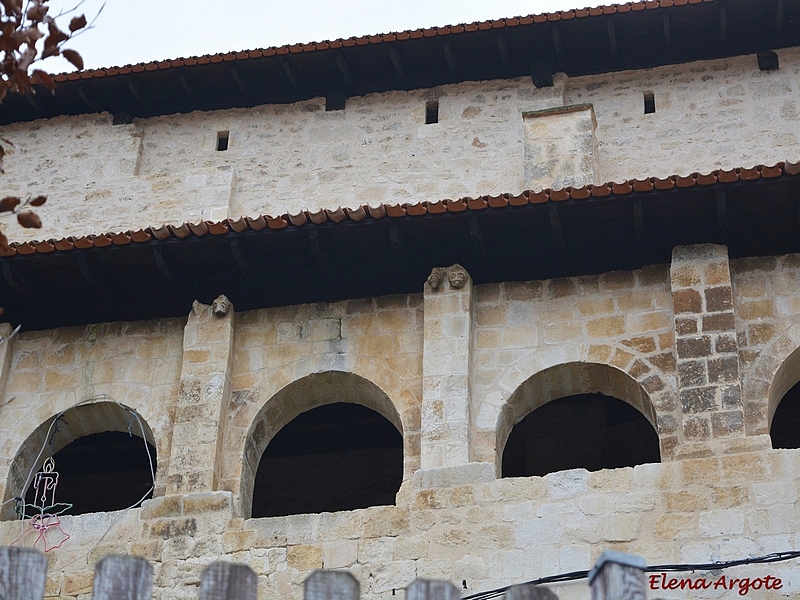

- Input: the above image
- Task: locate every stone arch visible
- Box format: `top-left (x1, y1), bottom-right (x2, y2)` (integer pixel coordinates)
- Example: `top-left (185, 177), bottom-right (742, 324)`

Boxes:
top-left (495, 361), bottom-right (660, 476)
top-left (240, 370), bottom-right (404, 519)
top-left (1, 401), bottom-right (158, 520)
top-left (742, 323), bottom-right (800, 436)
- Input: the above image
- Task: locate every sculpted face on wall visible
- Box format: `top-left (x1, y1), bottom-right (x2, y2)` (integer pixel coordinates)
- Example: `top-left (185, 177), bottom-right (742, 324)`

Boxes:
top-left (426, 265), bottom-right (470, 292)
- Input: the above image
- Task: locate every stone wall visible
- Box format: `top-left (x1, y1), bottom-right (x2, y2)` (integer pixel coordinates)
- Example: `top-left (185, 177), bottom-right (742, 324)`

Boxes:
top-left (1, 49), bottom-right (798, 244)
top-left (2, 246), bottom-right (800, 598)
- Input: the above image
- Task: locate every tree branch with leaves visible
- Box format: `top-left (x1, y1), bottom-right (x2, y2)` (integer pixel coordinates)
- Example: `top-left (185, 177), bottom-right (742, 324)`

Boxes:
top-left (0, 0), bottom-right (89, 256)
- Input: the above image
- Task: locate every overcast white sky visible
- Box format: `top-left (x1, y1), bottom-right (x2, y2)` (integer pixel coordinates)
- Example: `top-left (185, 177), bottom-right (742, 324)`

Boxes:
top-left (44, 0), bottom-right (616, 72)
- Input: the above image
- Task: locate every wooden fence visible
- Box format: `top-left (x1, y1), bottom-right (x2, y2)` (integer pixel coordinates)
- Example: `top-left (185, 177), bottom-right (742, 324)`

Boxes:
top-left (0, 546), bottom-right (647, 600)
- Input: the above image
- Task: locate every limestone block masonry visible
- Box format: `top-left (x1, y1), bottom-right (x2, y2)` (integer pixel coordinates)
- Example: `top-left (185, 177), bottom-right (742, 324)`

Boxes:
top-left (2, 245), bottom-right (800, 598)
top-left (0, 50), bottom-right (798, 244)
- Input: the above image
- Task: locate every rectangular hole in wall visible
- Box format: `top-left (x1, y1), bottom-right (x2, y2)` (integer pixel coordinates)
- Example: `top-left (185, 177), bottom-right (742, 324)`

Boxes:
top-left (325, 92), bottom-right (346, 111)
top-left (425, 100), bottom-right (439, 124)
top-left (643, 91), bottom-right (655, 114)
top-left (216, 131), bottom-right (229, 151)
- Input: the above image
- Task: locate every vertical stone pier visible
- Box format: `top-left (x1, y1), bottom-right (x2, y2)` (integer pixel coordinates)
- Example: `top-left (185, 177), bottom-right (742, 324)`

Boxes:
top-left (167, 295), bottom-right (236, 493)
top-left (670, 245), bottom-right (745, 456)
top-left (417, 264), bottom-right (495, 488)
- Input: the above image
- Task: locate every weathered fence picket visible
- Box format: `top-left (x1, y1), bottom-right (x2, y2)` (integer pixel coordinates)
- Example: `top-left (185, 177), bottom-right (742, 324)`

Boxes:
top-left (0, 546), bottom-right (48, 600)
top-left (0, 545), bottom-right (646, 600)
top-left (589, 550), bottom-right (647, 600)
top-left (200, 562), bottom-right (257, 600)
top-left (304, 570), bottom-right (360, 600)
top-left (406, 579), bottom-right (461, 600)
top-left (92, 555), bottom-right (153, 600)
top-left (505, 582), bottom-right (559, 600)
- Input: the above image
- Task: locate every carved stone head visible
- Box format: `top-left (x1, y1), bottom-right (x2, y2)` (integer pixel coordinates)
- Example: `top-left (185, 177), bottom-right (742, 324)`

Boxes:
top-left (448, 265), bottom-right (468, 289)
top-left (212, 294), bottom-right (231, 317)
top-left (427, 267), bottom-right (446, 291)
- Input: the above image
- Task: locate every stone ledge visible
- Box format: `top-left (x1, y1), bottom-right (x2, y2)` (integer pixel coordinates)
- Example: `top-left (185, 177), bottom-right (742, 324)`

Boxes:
top-left (412, 462), bottom-right (496, 490)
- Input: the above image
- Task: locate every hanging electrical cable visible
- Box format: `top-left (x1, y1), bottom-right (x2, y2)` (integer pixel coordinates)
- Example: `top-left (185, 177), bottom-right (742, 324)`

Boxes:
top-left (463, 550), bottom-right (800, 600)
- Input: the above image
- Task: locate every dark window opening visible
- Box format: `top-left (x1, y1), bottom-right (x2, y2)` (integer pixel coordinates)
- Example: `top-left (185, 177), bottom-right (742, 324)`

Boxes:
top-left (757, 51), bottom-right (779, 72)
top-left (24, 431), bottom-right (156, 515)
top-left (425, 100), bottom-right (439, 124)
top-left (770, 380), bottom-right (800, 448)
top-left (502, 393), bottom-right (660, 478)
top-left (216, 131), bottom-right (229, 151)
top-left (325, 92), bottom-right (346, 111)
top-left (643, 91), bottom-right (656, 114)
top-left (252, 403), bottom-right (402, 518)
top-left (112, 112), bottom-right (133, 125)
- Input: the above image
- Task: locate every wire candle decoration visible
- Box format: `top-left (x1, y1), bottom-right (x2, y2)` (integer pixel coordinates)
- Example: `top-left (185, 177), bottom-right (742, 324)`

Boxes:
top-left (11, 456), bottom-right (72, 552)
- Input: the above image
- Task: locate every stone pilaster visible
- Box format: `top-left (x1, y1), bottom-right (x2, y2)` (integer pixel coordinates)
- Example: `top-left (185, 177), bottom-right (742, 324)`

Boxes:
top-left (421, 264), bottom-right (474, 470)
top-left (167, 295), bottom-right (235, 494)
top-left (670, 245), bottom-right (744, 456)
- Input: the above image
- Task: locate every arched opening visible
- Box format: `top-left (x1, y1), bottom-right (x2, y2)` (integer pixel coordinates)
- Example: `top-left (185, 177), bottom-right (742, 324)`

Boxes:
top-left (23, 431), bottom-right (156, 515)
top-left (502, 393), bottom-right (661, 477)
top-left (243, 371), bottom-right (405, 519)
top-left (770, 380), bottom-right (800, 448)
top-left (3, 402), bottom-right (157, 520)
top-left (252, 403), bottom-right (402, 517)
top-left (497, 362), bottom-right (661, 477)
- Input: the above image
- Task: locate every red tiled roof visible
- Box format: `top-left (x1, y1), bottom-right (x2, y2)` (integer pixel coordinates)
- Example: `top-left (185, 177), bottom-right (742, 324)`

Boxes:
top-left (50, 0), bottom-right (713, 83)
top-left (2, 160), bottom-right (797, 258)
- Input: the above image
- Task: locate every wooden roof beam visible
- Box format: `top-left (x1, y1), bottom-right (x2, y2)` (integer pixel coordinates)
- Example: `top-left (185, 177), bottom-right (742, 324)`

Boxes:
top-left (389, 47), bottom-right (407, 80)
top-left (551, 24), bottom-right (565, 68)
top-left (497, 34), bottom-right (512, 69)
top-left (336, 52), bottom-right (355, 87)
top-left (606, 16), bottom-right (618, 61)
top-left (178, 73), bottom-right (200, 104)
top-left (443, 41), bottom-right (458, 75)
top-left (230, 66), bottom-right (251, 98)
top-left (282, 59), bottom-right (302, 91)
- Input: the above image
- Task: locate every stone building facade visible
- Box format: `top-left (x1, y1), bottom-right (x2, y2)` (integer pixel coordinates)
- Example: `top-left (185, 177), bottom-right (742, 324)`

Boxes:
top-left (1, 1), bottom-right (800, 599)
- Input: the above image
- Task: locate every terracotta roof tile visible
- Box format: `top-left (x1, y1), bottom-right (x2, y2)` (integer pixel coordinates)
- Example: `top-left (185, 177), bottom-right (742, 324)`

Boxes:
top-left (228, 216), bottom-right (250, 232)
top-left (367, 204), bottom-right (387, 219)
top-left (528, 191), bottom-right (547, 204)
top-left (246, 215), bottom-right (267, 230)
top-left (654, 176), bottom-right (675, 190)
top-left (591, 183), bottom-right (612, 197)
top-left (385, 204), bottom-right (407, 218)
top-left (207, 221), bottom-right (229, 235)
top-left (308, 209), bottom-right (328, 225)
top-left (327, 208), bottom-right (347, 223)
top-left (42, 1), bottom-right (704, 83)
top-left (346, 206), bottom-right (367, 221)
top-left (488, 194), bottom-right (508, 208)
top-left (5, 163), bottom-right (798, 257)
top-left (570, 185), bottom-right (592, 199)
top-left (53, 238), bottom-right (75, 251)
top-left (407, 203), bottom-right (427, 216)
top-left (110, 232), bottom-right (132, 245)
top-left (287, 211), bottom-right (309, 227)
top-left (266, 216), bottom-right (288, 229)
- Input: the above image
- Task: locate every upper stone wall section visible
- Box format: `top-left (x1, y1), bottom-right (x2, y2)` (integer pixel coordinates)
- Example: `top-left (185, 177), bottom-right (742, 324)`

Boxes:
top-left (0, 48), bottom-right (797, 243)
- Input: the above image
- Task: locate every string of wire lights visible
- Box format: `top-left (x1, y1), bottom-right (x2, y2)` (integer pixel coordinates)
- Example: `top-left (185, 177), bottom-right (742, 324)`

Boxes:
top-left (462, 550), bottom-right (800, 600)
top-left (9, 393), bottom-right (156, 570)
